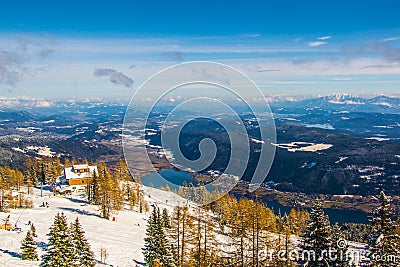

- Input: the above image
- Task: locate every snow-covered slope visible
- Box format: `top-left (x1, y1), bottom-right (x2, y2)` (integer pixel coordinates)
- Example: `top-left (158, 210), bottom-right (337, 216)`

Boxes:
top-left (0, 186), bottom-right (367, 266)
top-left (0, 186), bottom-right (185, 267)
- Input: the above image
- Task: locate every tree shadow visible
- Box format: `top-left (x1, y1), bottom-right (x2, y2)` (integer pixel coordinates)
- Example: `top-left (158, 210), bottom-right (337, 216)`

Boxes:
top-left (59, 207), bottom-right (100, 218)
top-left (133, 259), bottom-right (146, 266)
top-left (67, 197), bottom-right (89, 205)
top-left (0, 248), bottom-right (21, 259)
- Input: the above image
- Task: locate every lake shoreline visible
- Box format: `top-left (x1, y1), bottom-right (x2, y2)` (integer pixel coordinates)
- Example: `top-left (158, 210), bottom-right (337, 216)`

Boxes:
top-left (142, 168), bottom-right (375, 224)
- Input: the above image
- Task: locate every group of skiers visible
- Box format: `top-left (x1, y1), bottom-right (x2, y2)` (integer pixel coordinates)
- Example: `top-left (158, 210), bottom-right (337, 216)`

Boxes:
top-left (40, 202), bottom-right (50, 208)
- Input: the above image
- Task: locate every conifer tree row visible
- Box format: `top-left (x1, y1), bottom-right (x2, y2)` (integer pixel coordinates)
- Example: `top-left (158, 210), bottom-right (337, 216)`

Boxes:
top-left (143, 205), bottom-right (176, 267)
top-left (40, 213), bottom-right (95, 267)
top-left (298, 200), bottom-right (351, 267)
top-left (367, 191), bottom-right (400, 267)
top-left (41, 213), bottom-right (75, 267)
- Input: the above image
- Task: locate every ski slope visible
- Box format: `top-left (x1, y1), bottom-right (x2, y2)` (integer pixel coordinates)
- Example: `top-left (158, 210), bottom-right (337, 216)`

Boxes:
top-left (0, 186), bottom-right (367, 266)
top-left (0, 186), bottom-right (186, 267)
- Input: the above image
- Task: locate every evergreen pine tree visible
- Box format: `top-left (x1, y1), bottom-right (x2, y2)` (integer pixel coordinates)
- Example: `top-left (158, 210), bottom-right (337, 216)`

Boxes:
top-left (367, 191), bottom-right (400, 267)
top-left (21, 230), bottom-right (39, 261)
top-left (143, 206), bottom-right (176, 267)
top-left (30, 223), bottom-right (37, 237)
top-left (162, 208), bottom-right (170, 228)
top-left (41, 213), bottom-right (76, 267)
top-left (331, 223), bottom-right (351, 267)
top-left (143, 206), bottom-right (158, 266)
top-left (299, 200), bottom-right (333, 267)
top-left (88, 170), bottom-right (100, 204)
top-left (70, 217), bottom-right (96, 267)
top-left (155, 207), bottom-right (176, 267)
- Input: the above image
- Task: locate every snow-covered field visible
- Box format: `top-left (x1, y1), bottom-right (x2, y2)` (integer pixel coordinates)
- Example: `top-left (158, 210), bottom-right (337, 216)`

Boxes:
top-left (273, 142), bottom-right (333, 152)
top-left (12, 146), bottom-right (56, 157)
top-left (0, 186), bottom-right (185, 267)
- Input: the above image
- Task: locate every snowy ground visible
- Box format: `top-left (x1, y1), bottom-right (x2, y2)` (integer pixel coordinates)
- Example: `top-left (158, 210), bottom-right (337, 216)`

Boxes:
top-left (0, 186), bottom-right (367, 266)
top-left (0, 186), bottom-right (185, 267)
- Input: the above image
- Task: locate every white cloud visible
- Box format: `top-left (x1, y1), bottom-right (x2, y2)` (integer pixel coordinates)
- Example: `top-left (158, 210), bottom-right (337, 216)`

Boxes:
top-left (0, 50), bottom-right (25, 87)
top-left (246, 33), bottom-right (262, 38)
top-left (94, 68), bottom-right (134, 87)
top-left (308, 41), bottom-right (327, 47)
top-left (0, 36), bottom-right (56, 90)
top-left (332, 77), bottom-right (353, 81)
top-left (318, 36), bottom-right (332, 40)
top-left (4, 33), bottom-right (400, 97)
top-left (163, 51), bottom-right (184, 61)
top-left (361, 64), bottom-right (400, 69)
top-left (268, 81), bottom-right (316, 85)
top-left (0, 96), bottom-right (54, 107)
top-left (306, 36), bottom-right (331, 48)
top-left (382, 37), bottom-right (400, 42)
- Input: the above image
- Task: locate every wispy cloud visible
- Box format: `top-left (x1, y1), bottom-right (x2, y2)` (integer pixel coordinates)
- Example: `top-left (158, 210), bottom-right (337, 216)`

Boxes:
top-left (94, 68), bottom-right (134, 87)
top-left (256, 68), bottom-right (281, 72)
top-left (307, 36), bottom-right (331, 48)
top-left (37, 48), bottom-right (54, 58)
top-left (0, 37), bottom-right (55, 91)
top-left (268, 81), bottom-right (315, 85)
top-left (343, 40), bottom-right (400, 66)
top-left (332, 77), bottom-right (353, 81)
top-left (164, 51), bottom-right (184, 61)
top-left (318, 36), bottom-right (332, 40)
top-left (291, 58), bottom-right (316, 65)
top-left (0, 50), bottom-right (25, 88)
top-left (361, 64), bottom-right (400, 69)
top-left (369, 41), bottom-right (400, 63)
top-left (245, 33), bottom-right (262, 38)
top-left (2, 33), bottom-right (400, 97)
top-left (382, 37), bottom-right (400, 42)
top-left (308, 41), bottom-right (327, 47)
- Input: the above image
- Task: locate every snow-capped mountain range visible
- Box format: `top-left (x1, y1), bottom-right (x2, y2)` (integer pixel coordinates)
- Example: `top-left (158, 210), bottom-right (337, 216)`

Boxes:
top-left (274, 94), bottom-right (400, 112)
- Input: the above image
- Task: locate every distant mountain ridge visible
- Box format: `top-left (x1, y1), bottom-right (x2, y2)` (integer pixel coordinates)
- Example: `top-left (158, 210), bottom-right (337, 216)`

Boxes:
top-left (274, 94), bottom-right (400, 113)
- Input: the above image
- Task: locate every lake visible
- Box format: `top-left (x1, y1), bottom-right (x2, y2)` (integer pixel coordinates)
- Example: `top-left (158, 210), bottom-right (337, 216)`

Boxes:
top-left (141, 168), bottom-right (198, 189)
top-left (142, 169), bottom-right (369, 224)
top-left (261, 199), bottom-right (369, 225)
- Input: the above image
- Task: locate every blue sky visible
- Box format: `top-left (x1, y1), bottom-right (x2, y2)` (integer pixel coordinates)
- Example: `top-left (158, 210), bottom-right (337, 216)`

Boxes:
top-left (0, 0), bottom-right (399, 99)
